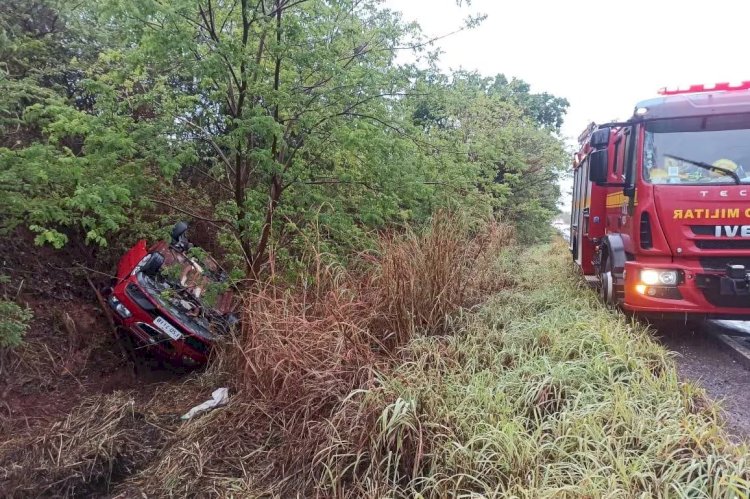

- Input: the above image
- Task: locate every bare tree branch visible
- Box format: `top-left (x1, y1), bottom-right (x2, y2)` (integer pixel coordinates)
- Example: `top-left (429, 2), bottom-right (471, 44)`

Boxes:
top-left (148, 198), bottom-right (234, 229)
top-left (177, 117), bottom-right (236, 188)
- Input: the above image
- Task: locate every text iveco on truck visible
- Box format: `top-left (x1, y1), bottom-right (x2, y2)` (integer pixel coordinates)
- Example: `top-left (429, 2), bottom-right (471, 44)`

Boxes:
top-left (571, 82), bottom-right (750, 319)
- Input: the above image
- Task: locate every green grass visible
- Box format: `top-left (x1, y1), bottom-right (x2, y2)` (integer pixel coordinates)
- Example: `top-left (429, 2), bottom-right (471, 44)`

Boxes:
top-left (317, 242), bottom-right (750, 498)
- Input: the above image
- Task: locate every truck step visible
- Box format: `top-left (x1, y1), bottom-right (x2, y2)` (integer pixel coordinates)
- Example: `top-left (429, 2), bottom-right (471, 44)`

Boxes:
top-left (584, 275), bottom-right (599, 287)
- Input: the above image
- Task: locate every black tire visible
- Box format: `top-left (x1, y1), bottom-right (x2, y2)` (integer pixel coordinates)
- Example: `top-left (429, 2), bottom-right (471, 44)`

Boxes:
top-left (599, 255), bottom-right (614, 306)
top-left (141, 252), bottom-right (165, 276)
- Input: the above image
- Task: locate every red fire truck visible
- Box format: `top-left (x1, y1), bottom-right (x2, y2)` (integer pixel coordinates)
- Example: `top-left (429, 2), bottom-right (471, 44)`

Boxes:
top-left (571, 82), bottom-right (750, 319)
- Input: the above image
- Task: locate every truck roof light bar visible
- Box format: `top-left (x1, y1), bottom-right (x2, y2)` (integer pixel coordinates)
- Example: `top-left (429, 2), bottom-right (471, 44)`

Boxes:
top-left (658, 81), bottom-right (750, 96)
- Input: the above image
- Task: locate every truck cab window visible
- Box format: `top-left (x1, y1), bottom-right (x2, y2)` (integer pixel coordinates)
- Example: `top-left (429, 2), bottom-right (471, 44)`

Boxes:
top-left (643, 113), bottom-right (750, 184)
top-left (612, 139), bottom-right (621, 175)
top-left (623, 127), bottom-right (635, 186)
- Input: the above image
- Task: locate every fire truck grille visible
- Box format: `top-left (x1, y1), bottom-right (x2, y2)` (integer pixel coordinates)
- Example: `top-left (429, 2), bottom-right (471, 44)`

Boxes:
top-left (699, 256), bottom-right (750, 271)
top-left (690, 225), bottom-right (715, 236)
top-left (695, 240), bottom-right (750, 250)
top-left (695, 282), bottom-right (750, 309)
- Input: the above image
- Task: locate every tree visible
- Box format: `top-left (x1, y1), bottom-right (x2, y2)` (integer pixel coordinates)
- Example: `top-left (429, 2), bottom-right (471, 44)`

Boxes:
top-left (84, 0), bottom-right (437, 275)
top-left (1, 0), bottom-right (569, 274)
top-left (487, 73), bottom-right (569, 132)
top-left (0, 0), bottom-right (173, 248)
top-left (408, 71), bottom-right (568, 242)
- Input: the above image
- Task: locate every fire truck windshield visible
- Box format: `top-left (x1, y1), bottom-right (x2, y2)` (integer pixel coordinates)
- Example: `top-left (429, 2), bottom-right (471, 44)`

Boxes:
top-left (643, 113), bottom-right (750, 185)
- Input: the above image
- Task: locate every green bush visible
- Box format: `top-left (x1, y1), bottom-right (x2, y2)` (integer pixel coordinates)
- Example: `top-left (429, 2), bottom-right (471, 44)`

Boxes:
top-left (0, 274), bottom-right (32, 349)
top-left (0, 299), bottom-right (32, 349)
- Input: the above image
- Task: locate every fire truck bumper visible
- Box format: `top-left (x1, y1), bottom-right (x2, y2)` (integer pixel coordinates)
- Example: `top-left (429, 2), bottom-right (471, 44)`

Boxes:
top-left (622, 261), bottom-right (750, 319)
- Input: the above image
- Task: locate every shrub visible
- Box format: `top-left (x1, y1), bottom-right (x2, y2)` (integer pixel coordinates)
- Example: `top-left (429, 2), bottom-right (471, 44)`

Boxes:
top-left (0, 275), bottom-right (32, 350)
top-left (0, 300), bottom-right (32, 350)
top-left (124, 213), bottom-right (514, 496)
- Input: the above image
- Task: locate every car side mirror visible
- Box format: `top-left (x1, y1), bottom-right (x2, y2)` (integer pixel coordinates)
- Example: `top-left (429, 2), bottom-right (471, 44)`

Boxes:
top-left (589, 150), bottom-right (609, 184)
top-left (589, 127), bottom-right (610, 148)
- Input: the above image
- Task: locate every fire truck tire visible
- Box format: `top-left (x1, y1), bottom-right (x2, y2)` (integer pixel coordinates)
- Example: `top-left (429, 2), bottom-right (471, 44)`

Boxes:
top-left (599, 256), bottom-right (615, 306)
top-left (600, 235), bottom-right (626, 306)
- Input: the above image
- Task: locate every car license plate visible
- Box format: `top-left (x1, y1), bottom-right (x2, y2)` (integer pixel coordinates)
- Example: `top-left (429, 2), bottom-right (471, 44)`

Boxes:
top-left (154, 316), bottom-right (182, 340)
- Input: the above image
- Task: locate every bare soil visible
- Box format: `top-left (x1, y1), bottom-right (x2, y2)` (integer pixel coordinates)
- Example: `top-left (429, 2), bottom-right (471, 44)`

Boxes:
top-left (653, 320), bottom-right (750, 443)
top-left (0, 230), bottom-right (185, 440)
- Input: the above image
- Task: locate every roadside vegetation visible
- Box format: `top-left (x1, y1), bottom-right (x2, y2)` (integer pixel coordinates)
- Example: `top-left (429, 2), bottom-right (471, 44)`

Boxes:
top-left (1, 0), bottom-right (568, 460)
top-left (331, 241), bottom-right (749, 497)
top-left (1, 0), bottom-right (566, 270)
top-left (3, 1), bottom-right (749, 497)
top-left (1, 0), bottom-right (567, 388)
top-left (0, 276), bottom-right (32, 349)
top-left (3, 221), bottom-right (749, 497)
top-left (0, 275), bottom-right (33, 372)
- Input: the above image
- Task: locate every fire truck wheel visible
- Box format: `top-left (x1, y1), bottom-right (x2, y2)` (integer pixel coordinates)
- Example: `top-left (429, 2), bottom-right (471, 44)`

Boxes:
top-left (599, 257), bottom-right (615, 306)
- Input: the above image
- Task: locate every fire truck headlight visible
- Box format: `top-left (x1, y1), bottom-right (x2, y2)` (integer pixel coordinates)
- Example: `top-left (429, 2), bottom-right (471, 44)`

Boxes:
top-left (640, 270), bottom-right (660, 285)
top-left (640, 269), bottom-right (678, 286)
top-left (658, 271), bottom-right (678, 286)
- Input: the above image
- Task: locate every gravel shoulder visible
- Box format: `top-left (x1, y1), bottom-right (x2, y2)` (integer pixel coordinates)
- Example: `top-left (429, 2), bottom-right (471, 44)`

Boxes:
top-left (655, 320), bottom-right (750, 443)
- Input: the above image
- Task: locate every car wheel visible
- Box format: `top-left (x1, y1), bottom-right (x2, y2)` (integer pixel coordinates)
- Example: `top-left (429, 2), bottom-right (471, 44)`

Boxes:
top-left (141, 252), bottom-right (165, 276)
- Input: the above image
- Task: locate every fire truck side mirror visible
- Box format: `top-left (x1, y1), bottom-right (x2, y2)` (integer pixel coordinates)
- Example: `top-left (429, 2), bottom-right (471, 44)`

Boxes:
top-left (589, 150), bottom-right (609, 184)
top-left (589, 127), bottom-right (611, 148)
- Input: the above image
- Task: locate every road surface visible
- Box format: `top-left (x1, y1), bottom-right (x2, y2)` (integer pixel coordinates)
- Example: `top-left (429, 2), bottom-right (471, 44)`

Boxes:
top-left (655, 320), bottom-right (750, 442)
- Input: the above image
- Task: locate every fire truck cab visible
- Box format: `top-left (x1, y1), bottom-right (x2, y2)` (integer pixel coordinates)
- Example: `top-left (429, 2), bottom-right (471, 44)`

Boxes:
top-left (571, 82), bottom-right (750, 320)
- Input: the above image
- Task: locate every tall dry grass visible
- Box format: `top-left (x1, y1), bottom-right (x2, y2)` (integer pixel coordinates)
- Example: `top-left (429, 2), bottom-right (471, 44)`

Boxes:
top-left (123, 212), bottom-right (514, 496)
top-left (375, 212), bottom-right (514, 345)
top-left (314, 241), bottom-right (750, 497)
top-left (233, 213), bottom-right (512, 409)
top-left (0, 392), bottom-right (164, 497)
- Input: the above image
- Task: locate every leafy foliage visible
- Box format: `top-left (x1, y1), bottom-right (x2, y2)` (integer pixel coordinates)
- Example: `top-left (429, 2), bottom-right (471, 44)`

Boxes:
top-left (0, 0), bottom-right (178, 248)
top-left (0, 275), bottom-right (32, 349)
top-left (1, 0), bottom-right (568, 276)
top-left (408, 71), bottom-right (568, 242)
top-left (0, 300), bottom-right (32, 349)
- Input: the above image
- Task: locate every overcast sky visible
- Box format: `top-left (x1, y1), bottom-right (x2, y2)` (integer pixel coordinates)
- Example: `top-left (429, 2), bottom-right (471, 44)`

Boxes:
top-left (382, 0), bottom-right (750, 208)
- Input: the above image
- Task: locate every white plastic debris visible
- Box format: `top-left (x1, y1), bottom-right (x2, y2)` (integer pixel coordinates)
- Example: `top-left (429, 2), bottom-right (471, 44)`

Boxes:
top-left (181, 387), bottom-right (229, 420)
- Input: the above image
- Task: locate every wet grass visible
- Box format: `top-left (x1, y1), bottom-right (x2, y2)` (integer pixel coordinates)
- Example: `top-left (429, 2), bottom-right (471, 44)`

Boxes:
top-left (316, 242), bottom-right (750, 497)
top-left (4, 229), bottom-right (750, 498)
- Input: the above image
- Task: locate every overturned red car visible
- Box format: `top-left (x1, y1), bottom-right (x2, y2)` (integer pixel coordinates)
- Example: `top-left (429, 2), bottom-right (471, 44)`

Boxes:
top-left (105, 222), bottom-right (237, 366)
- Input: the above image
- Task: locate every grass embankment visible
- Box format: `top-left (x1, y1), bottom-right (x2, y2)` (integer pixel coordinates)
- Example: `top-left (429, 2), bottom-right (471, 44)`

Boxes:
top-left (318, 243), bottom-right (750, 497)
top-left (2, 220), bottom-right (749, 497)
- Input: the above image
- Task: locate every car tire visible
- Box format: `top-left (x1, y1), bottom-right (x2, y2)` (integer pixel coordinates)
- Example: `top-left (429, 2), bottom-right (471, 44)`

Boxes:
top-left (141, 252), bottom-right (165, 276)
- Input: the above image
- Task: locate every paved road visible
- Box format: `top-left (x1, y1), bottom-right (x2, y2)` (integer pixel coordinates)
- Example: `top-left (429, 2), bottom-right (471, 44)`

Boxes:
top-left (655, 320), bottom-right (750, 442)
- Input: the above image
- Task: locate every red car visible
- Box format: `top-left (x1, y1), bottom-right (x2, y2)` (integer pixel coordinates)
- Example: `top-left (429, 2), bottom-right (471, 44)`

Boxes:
top-left (106, 222), bottom-right (237, 366)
